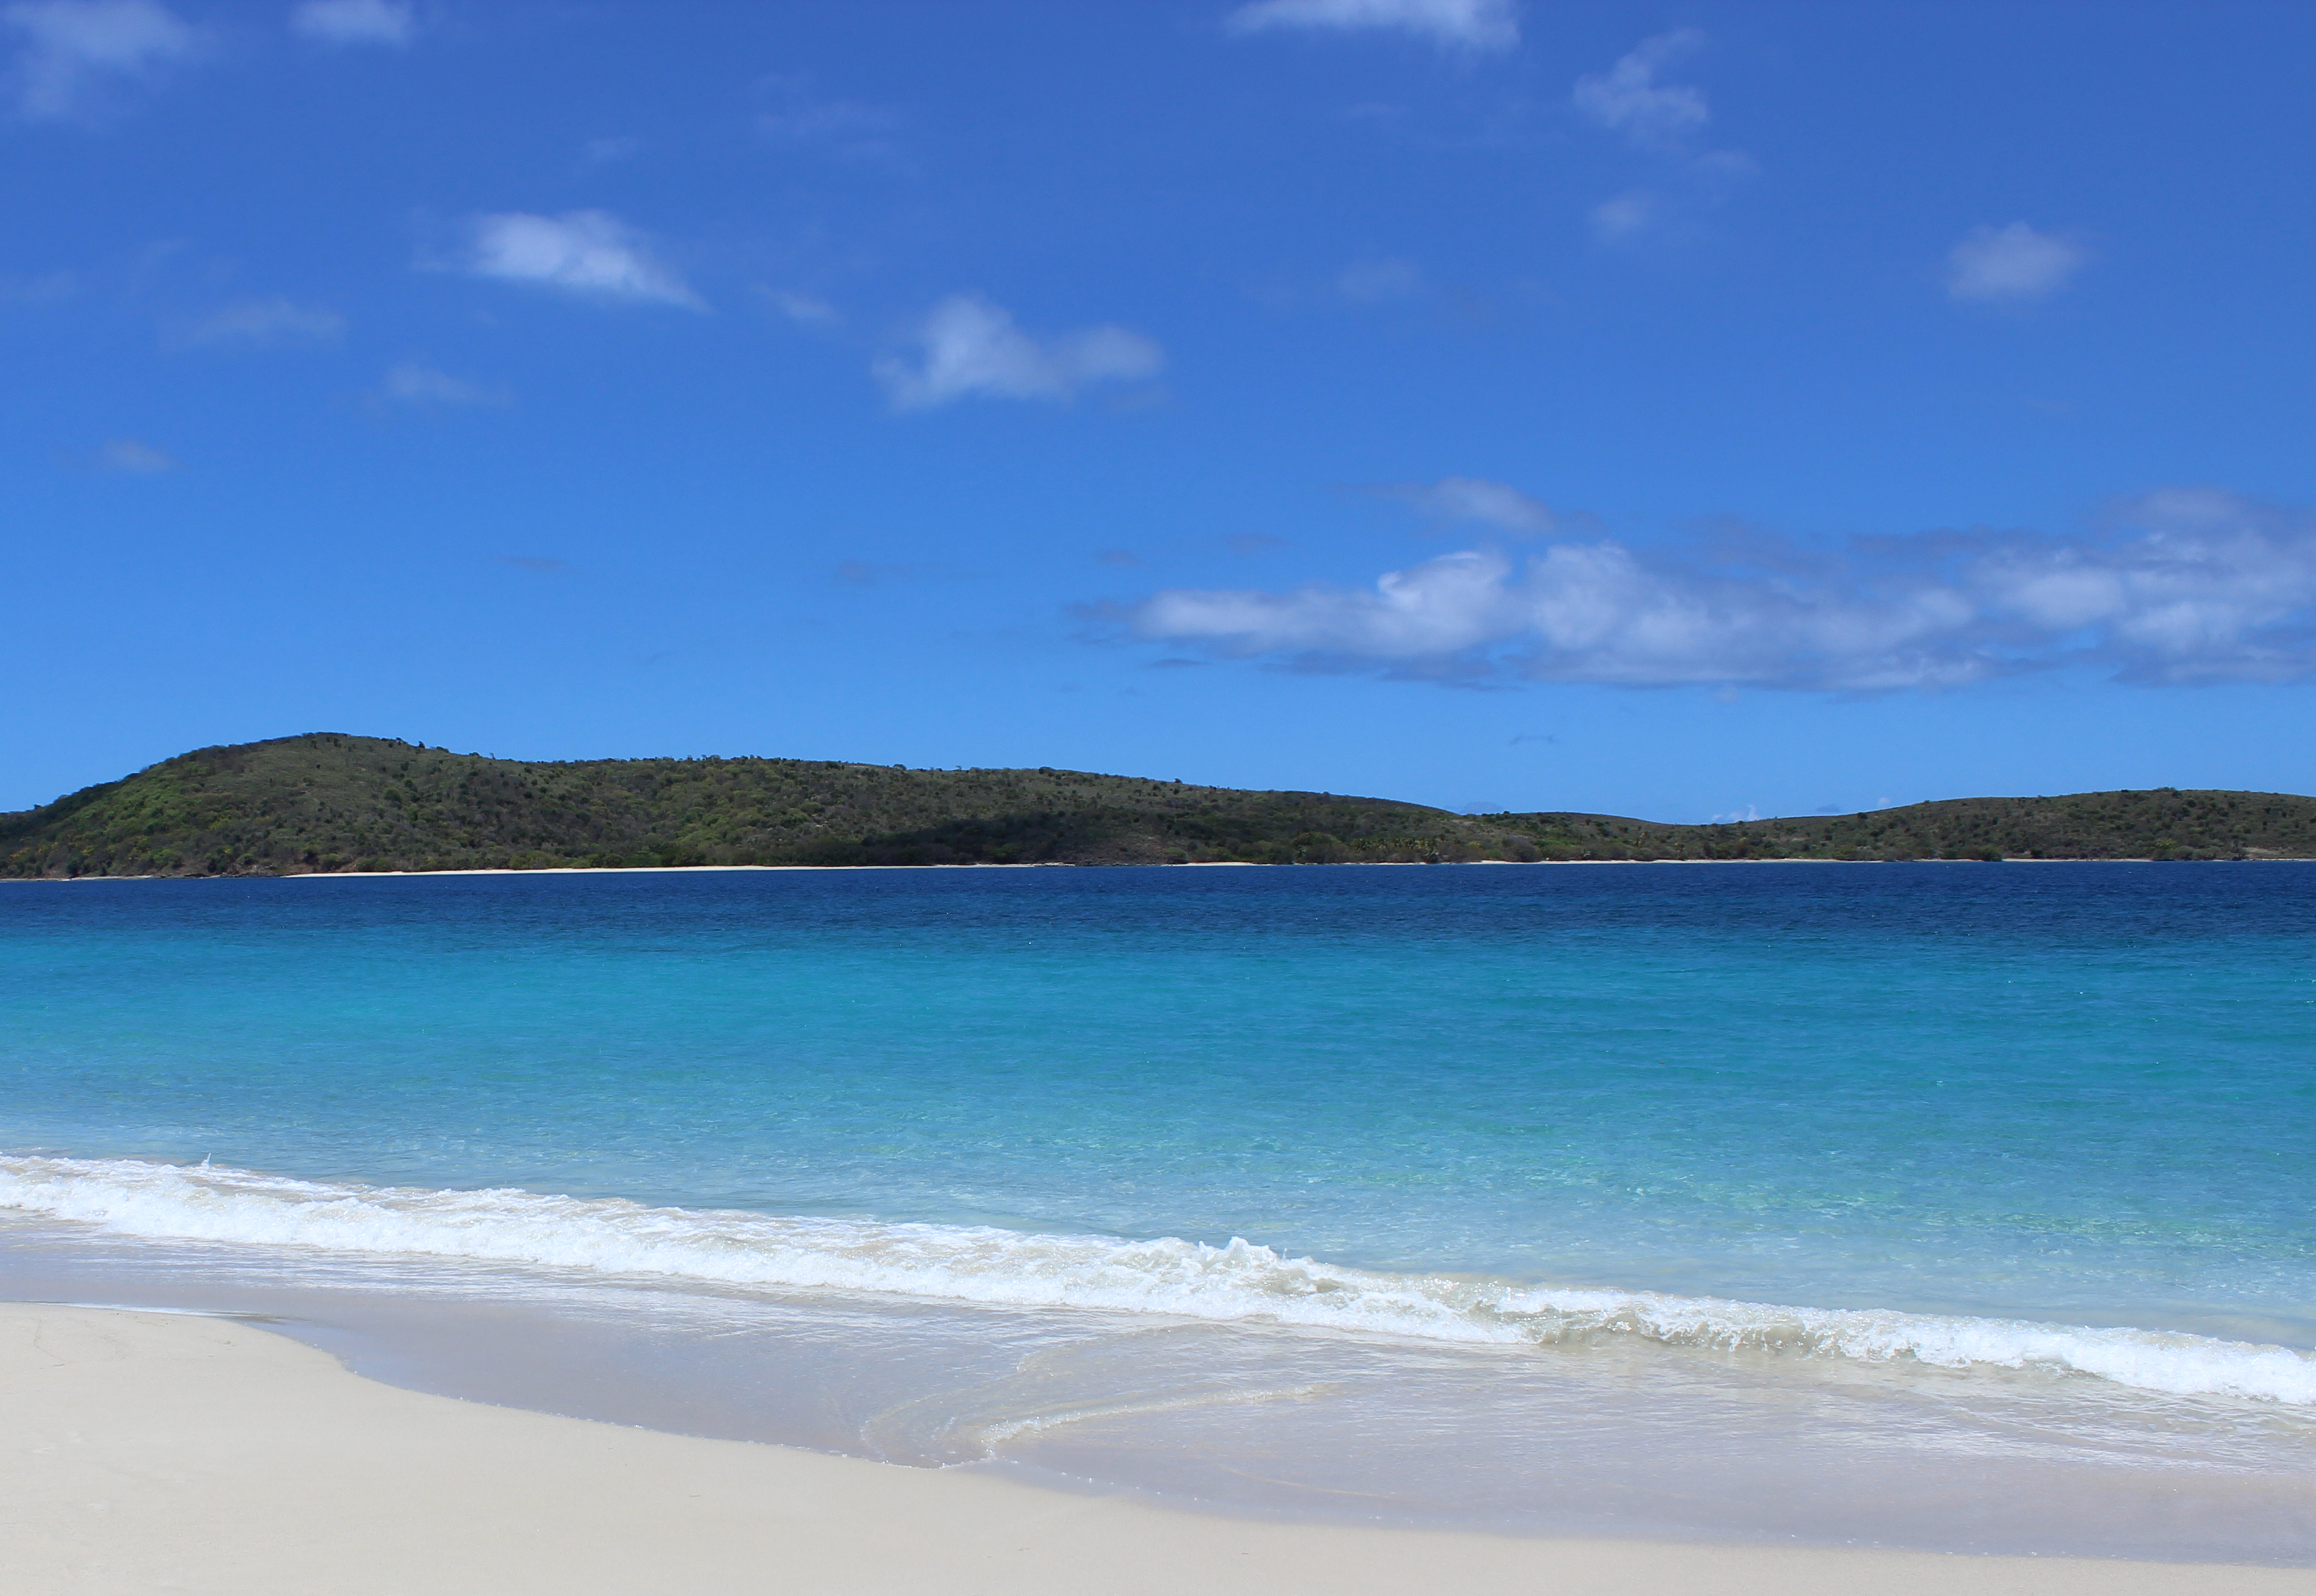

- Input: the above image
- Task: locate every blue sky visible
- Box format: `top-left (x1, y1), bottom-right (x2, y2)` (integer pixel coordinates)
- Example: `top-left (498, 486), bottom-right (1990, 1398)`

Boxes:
top-left (7, 0), bottom-right (2315, 820)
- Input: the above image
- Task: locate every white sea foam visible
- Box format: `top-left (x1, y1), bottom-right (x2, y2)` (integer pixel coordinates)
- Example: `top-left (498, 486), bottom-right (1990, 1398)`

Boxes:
top-left (3, 1153), bottom-right (2311, 1407)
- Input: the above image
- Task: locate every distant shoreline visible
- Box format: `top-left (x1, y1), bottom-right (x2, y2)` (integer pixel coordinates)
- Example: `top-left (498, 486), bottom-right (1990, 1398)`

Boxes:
top-left (11, 737), bottom-right (2308, 877)
top-left (11, 855), bottom-right (2311, 884)
top-left (9, 732), bottom-right (2307, 871)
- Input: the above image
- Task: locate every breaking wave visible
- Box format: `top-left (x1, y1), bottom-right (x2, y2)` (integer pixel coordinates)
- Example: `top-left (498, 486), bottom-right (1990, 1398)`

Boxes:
top-left (3, 1152), bottom-right (2310, 1407)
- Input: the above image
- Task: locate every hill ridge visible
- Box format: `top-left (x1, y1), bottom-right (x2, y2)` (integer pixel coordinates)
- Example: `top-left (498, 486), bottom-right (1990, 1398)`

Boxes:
top-left (5, 733), bottom-right (2313, 877)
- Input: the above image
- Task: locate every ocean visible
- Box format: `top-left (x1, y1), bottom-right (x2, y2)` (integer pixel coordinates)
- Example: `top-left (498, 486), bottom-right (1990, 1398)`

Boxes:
top-left (2, 863), bottom-right (2310, 1558)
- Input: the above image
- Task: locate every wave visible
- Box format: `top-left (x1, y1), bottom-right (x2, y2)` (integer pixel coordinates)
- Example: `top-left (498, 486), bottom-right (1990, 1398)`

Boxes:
top-left (3, 1152), bottom-right (2311, 1407)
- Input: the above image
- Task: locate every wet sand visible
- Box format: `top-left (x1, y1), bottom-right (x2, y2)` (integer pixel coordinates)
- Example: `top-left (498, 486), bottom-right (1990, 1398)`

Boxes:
top-left (3, 1304), bottom-right (2306, 1596)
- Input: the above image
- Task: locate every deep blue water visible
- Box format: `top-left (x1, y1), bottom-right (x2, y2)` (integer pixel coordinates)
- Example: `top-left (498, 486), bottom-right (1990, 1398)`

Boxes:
top-left (3, 863), bottom-right (2310, 1344)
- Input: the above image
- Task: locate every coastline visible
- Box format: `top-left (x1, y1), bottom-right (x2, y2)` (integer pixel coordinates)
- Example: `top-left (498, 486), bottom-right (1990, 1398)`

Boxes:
top-left (6, 1302), bottom-right (2304, 1596)
top-left (9, 855), bottom-right (2311, 884)
top-left (4, 1164), bottom-right (2312, 1561)
top-left (8, 867), bottom-right (2312, 1569)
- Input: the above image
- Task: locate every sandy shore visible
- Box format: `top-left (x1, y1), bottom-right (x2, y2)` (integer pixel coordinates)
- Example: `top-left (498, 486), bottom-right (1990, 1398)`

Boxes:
top-left (3, 1304), bottom-right (2304, 1596)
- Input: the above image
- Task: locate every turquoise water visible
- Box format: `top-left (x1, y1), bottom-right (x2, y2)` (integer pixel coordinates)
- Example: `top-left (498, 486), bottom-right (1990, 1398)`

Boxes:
top-left (3, 864), bottom-right (2313, 1552)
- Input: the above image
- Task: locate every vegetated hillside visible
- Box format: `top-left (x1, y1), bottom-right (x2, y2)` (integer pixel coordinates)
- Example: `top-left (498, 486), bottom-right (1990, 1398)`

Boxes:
top-left (4, 734), bottom-right (2312, 878)
top-left (1485, 789), bottom-right (2316, 863)
top-left (0, 734), bottom-right (1502, 876)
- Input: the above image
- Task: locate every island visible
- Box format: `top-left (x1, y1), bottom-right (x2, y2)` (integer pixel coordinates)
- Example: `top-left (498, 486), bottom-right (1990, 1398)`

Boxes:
top-left (5, 733), bottom-right (2312, 878)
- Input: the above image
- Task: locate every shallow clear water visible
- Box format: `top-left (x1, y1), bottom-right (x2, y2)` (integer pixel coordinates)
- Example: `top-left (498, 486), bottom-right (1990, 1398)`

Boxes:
top-left (2, 864), bottom-right (2312, 1555)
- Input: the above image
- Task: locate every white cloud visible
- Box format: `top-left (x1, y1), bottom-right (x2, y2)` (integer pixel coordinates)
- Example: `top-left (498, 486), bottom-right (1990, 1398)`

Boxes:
top-left (1385, 476), bottom-right (1557, 536)
top-left (1946, 222), bottom-right (2086, 304)
top-left (1122, 489), bottom-right (2316, 689)
top-left (378, 361), bottom-right (509, 407)
top-left (178, 295), bottom-right (346, 349)
top-left (290, 0), bottom-right (413, 47)
top-left (3, 0), bottom-right (198, 120)
top-left (455, 211), bottom-right (704, 309)
top-left (1573, 29), bottom-right (1707, 151)
top-left (1225, 0), bottom-right (1518, 51)
top-left (874, 293), bottom-right (1163, 411)
top-left (1139, 548), bottom-right (1529, 664)
top-left (95, 436), bottom-right (175, 472)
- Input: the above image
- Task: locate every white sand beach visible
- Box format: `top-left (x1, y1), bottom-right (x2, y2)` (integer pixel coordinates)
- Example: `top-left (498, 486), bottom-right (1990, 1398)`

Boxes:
top-left (3, 1303), bottom-right (2305, 1596)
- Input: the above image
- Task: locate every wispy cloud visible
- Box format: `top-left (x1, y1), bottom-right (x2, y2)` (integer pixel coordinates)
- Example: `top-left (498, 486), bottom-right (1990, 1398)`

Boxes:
top-left (874, 292), bottom-right (1163, 411)
top-left (1573, 28), bottom-right (1707, 151)
top-left (176, 295), bottom-right (346, 349)
top-left (377, 361), bottom-right (509, 407)
top-left (1378, 476), bottom-right (1556, 536)
top-left (1589, 188), bottom-right (1662, 243)
top-left (452, 211), bottom-right (704, 309)
top-left (830, 558), bottom-right (984, 588)
top-left (3, 0), bottom-right (198, 121)
top-left (1946, 222), bottom-right (2086, 304)
top-left (0, 268), bottom-right (75, 302)
top-left (1117, 489), bottom-right (2316, 690)
top-left (95, 435), bottom-right (176, 472)
top-left (761, 287), bottom-right (839, 328)
top-left (1336, 257), bottom-right (1422, 304)
top-left (1226, 0), bottom-right (1519, 51)
top-left (756, 74), bottom-right (904, 162)
top-left (1573, 31), bottom-right (1752, 243)
top-left (290, 0), bottom-right (413, 48)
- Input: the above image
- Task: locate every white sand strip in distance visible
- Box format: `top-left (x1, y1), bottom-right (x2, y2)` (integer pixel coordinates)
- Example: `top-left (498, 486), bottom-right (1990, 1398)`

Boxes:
top-left (2, 1304), bottom-right (2305, 1596)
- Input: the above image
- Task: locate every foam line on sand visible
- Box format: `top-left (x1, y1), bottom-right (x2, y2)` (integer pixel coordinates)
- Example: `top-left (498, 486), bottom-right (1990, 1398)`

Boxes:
top-left (1, 1304), bottom-right (2303, 1596)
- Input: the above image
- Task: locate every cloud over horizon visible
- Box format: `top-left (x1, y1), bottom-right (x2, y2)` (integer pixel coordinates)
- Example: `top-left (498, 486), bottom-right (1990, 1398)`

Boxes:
top-left (1947, 222), bottom-right (2086, 304)
top-left (1224, 0), bottom-right (1518, 52)
top-left (3, 0), bottom-right (197, 120)
top-left (454, 211), bottom-right (704, 309)
top-left (1120, 489), bottom-right (2316, 691)
top-left (874, 292), bottom-right (1163, 410)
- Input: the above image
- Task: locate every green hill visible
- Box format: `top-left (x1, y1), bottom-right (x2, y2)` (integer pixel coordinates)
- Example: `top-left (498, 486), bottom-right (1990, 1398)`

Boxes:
top-left (4, 733), bottom-right (2312, 878)
top-left (1484, 789), bottom-right (2316, 863)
